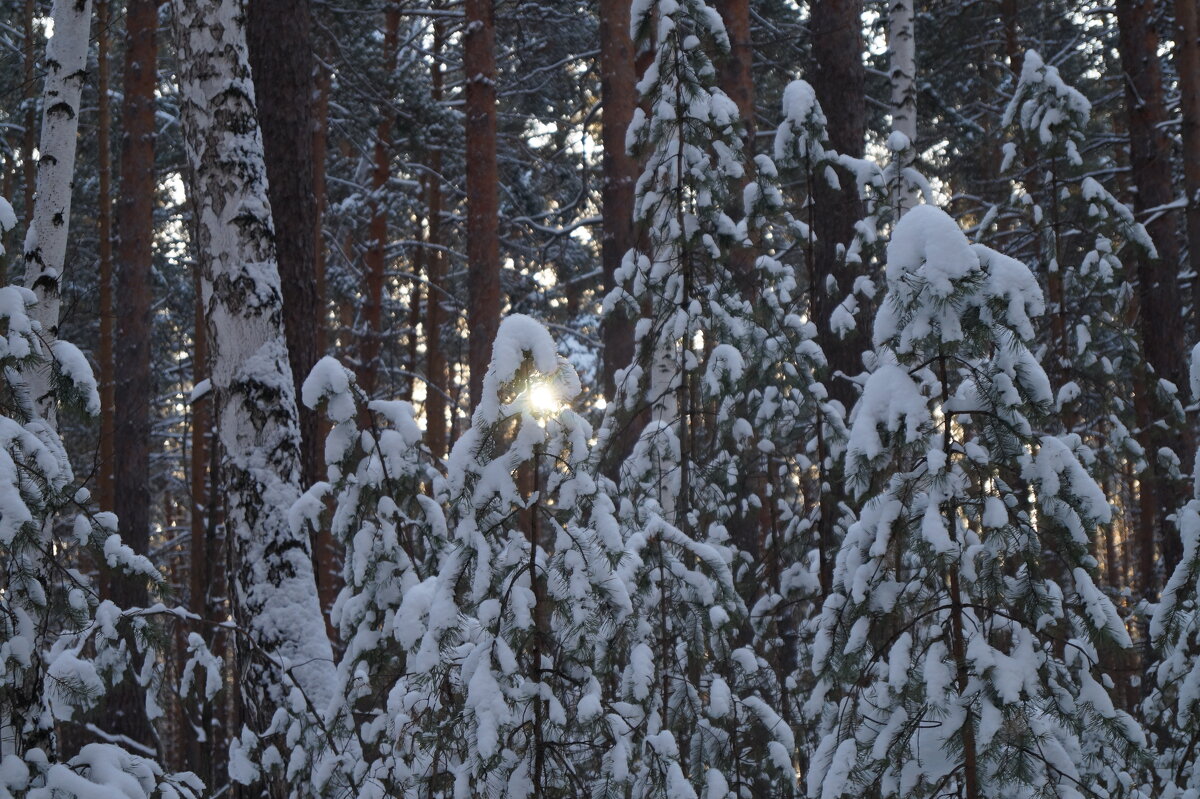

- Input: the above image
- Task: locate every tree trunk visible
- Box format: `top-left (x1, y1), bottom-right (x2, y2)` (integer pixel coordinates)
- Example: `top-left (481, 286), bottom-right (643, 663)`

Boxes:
top-left (888, 0), bottom-right (917, 217)
top-left (714, 0), bottom-right (754, 144)
top-left (425, 20), bottom-right (448, 460)
top-left (359, 3), bottom-right (400, 400)
top-left (247, 0), bottom-right (321, 489)
top-left (22, 0), bottom-right (93, 426)
top-left (97, 0), bottom-right (114, 513)
top-left (1176, 0), bottom-right (1200, 328)
top-left (598, 0), bottom-right (637, 405)
top-left (188, 274), bottom-right (212, 782)
top-left (109, 0), bottom-right (157, 749)
top-left (808, 0), bottom-right (865, 593)
top-left (21, 0), bottom-right (34, 229)
top-left (807, 0), bottom-right (866, 411)
top-left (464, 0), bottom-right (501, 410)
top-left (310, 54), bottom-right (340, 638)
top-left (170, 0), bottom-right (336, 774)
top-left (1116, 0), bottom-right (1187, 579)
top-left (888, 0), bottom-right (917, 145)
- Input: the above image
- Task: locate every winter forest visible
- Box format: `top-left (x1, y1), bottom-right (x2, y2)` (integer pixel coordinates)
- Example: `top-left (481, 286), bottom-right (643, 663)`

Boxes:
top-left (7, 0), bottom-right (1200, 796)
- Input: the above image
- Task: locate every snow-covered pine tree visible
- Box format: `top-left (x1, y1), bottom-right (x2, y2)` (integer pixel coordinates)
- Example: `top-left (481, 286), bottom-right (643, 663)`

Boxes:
top-left (394, 314), bottom-right (628, 797)
top-left (989, 49), bottom-right (1156, 585)
top-left (281, 357), bottom-right (448, 796)
top-left (808, 204), bottom-right (1145, 799)
top-left (0, 195), bottom-right (199, 798)
top-left (592, 0), bottom-right (807, 794)
top-left (1145, 344), bottom-right (1200, 797)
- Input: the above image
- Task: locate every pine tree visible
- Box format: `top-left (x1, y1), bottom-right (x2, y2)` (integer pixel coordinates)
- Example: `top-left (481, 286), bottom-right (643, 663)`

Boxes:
top-left (808, 204), bottom-right (1144, 799)
top-left (1146, 344), bottom-right (1200, 797)
top-left (593, 0), bottom-right (805, 793)
top-left (0, 195), bottom-right (198, 797)
top-left (396, 314), bottom-right (628, 797)
top-left (288, 357), bottom-right (448, 796)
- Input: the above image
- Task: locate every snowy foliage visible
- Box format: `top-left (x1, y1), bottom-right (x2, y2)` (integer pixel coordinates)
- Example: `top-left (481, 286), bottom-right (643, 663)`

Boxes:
top-left (0, 200), bottom-right (197, 797)
top-left (809, 205), bottom-right (1144, 798)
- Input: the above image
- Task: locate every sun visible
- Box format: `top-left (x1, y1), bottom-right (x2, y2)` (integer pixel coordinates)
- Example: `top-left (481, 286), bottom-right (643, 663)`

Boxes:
top-left (527, 380), bottom-right (560, 416)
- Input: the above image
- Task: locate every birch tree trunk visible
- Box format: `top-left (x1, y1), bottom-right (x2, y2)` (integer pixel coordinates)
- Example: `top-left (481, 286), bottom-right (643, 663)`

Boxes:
top-left (170, 0), bottom-right (335, 751)
top-left (888, 0), bottom-right (916, 216)
top-left (22, 0), bottom-right (93, 425)
top-left (888, 0), bottom-right (917, 144)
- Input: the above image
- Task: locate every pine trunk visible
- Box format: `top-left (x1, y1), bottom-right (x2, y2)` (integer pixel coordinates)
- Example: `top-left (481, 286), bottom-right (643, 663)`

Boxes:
top-left (97, 0), bottom-right (114, 513)
top-left (247, 0), bottom-right (322, 489)
top-left (464, 0), bottom-right (501, 410)
top-left (808, 0), bottom-right (866, 410)
top-left (1176, 0), bottom-right (1200, 326)
top-left (109, 0), bottom-right (157, 749)
top-left (808, 0), bottom-right (865, 592)
top-left (1116, 0), bottom-right (1187, 580)
top-left (22, 0), bottom-right (93, 425)
top-left (425, 21), bottom-right (448, 459)
top-left (170, 0), bottom-right (336, 769)
top-left (598, 0), bottom-right (637, 405)
top-left (360, 3), bottom-right (400, 399)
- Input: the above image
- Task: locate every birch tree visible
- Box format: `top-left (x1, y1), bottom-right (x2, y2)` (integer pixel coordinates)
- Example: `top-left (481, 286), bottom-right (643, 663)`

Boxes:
top-left (21, 0), bottom-right (92, 425)
top-left (169, 0), bottom-right (336, 779)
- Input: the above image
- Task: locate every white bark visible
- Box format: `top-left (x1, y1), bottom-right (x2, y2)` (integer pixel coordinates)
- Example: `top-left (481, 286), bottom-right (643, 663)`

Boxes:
top-left (22, 0), bottom-right (93, 424)
top-left (888, 0), bottom-right (917, 217)
top-left (169, 0), bottom-right (335, 741)
top-left (888, 0), bottom-right (917, 144)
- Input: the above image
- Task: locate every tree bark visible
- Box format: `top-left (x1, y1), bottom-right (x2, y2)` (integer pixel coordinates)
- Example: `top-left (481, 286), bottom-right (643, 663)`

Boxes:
top-left (1115, 0), bottom-right (1187, 580)
top-left (807, 0), bottom-right (866, 412)
top-left (888, 0), bottom-right (917, 219)
top-left (109, 0), bottom-right (157, 749)
top-left (358, 3), bottom-right (401, 399)
top-left (714, 0), bottom-right (754, 144)
top-left (424, 22), bottom-right (449, 460)
top-left (247, 0), bottom-right (322, 489)
top-left (888, 0), bottom-right (916, 146)
top-left (808, 0), bottom-right (865, 596)
top-left (598, 0), bottom-right (637, 405)
top-left (464, 0), bottom-right (501, 410)
top-left (170, 0), bottom-right (336, 773)
top-left (21, 0), bottom-right (35, 229)
top-left (310, 54), bottom-right (341, 637)
top-left (188, 273), bottom-right (211, 782)
top-left (22, 0), bottom-right (93, 426)
top-left (97, 0), bottom-right (114, 513)
top-left (1176, 0), bottom-right (1200, 328)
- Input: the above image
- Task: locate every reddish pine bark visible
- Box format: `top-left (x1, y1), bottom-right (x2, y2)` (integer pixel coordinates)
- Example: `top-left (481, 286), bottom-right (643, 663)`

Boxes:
top-left (464, 0), bottom-right (501, 410)
top-left (247, 0), bottom-right (322, 488)
top-left (598, 0), bottom-right (637, 404)
top-left (359, 3), bottom-right (401, 399)
top-left (97, 0), bottom-right (114, 512)
top-left (1176, 0), bottom-right (1200, 326)
top-left (1116, 0), bottom-right (1187, 584)
top-left (425, 21), bottom-right (449, 459)
top-left (111, 0), bottom-right (157, 749)
top-left (808, 0), bottom-right (866, 410)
